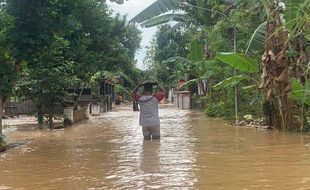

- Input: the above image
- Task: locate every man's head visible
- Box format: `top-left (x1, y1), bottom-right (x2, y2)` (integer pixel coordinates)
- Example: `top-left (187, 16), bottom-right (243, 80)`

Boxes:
top-left (143, 83), bottom-right (153, 93)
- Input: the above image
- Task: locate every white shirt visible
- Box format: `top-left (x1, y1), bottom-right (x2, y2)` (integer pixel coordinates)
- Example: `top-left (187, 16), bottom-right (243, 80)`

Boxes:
top-left (138, 95), bottom-right (160, 127)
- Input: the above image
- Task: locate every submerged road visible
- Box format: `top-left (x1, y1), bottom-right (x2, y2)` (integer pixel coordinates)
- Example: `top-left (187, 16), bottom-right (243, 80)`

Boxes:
top-left (1, 104), bottom-right (310, 189)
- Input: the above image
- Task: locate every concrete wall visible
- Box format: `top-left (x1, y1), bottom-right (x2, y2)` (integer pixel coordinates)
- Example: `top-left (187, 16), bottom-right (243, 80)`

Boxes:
top-left (64, 104), bottom-right (90, 123)
top-left (173, 91), bottom-right (191, 109)
top-left (91, 104), bottom-right (101, 116)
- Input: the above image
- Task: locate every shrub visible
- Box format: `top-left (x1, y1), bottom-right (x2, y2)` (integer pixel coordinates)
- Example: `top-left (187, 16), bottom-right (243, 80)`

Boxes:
top-left (0, 134), bottom-right (6, 151)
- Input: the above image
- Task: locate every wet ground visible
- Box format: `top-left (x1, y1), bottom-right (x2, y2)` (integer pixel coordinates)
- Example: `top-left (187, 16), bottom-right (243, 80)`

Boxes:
top-left (1, 104), bottom-right (310, 190)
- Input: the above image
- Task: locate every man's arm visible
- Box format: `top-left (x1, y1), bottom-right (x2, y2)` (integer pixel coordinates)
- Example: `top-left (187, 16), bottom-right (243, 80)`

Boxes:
top-left (131, 81), bottom-right (151, 97)
top-left (131, 84), bottom-right (141, 95)
top-left (131, 83), bottom-right (143, 101)
top-left (154, 82), bottom-right (165, 102)
top-left (157, 83), bottom-right (165, 93)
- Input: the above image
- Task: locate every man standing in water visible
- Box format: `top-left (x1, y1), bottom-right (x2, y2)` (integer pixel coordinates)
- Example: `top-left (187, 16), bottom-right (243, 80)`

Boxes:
top-left (131, 81), bottom-right (165, 140)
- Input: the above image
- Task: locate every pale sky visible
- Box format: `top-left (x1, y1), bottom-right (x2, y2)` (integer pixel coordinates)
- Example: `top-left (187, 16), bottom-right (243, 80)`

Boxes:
top-left (106, 0), bottom-right (157, 70)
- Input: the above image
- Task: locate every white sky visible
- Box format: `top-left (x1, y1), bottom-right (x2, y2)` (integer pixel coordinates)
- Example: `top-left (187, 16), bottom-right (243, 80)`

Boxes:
top-left (106, 0), bottom-right (157, 70)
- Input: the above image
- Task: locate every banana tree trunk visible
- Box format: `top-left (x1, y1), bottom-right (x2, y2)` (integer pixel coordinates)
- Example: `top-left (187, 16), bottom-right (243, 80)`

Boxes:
top-left (197, 79), bottom-right (206, 96)
top-left (260, 10), bottom-right (297, 129)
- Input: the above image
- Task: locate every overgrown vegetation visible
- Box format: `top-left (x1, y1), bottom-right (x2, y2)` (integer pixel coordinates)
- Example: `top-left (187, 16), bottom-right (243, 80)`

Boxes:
top-left (132, 0), bottom-right (310, 131)
top-left (0, 134), bottom-right (5, 151)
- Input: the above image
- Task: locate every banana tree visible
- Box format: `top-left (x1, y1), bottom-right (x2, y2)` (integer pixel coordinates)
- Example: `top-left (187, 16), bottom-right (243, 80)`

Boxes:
top-left (163, 39), bottom-right (211, 96)
top-left (243, 0), bottom-right (310, 129)
top-left (130, 0), bottom-right (181, 25)
top-left (164, 58), bottom-right (211, 95)
top-left (213, 53), bottom-right (259, 85)
top-left (130, 0), bottom-right (235, 29)
top-left (212, 53), bottom-right (260, 119)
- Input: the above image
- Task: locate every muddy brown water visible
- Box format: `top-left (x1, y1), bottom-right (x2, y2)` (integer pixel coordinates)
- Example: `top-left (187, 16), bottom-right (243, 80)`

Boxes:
top-left (1, 105), bottom-right (310, 190)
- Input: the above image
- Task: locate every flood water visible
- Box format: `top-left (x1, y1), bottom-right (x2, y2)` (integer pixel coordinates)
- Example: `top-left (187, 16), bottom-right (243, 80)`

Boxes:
top-left (1, 104), bottom-right (310, 190)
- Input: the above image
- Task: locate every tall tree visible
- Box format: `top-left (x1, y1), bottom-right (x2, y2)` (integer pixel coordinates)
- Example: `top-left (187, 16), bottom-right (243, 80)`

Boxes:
top-left (3, 0), bottom-right (142, 128)
top-left (19, 36), bottom-right (73, 129)
top-left (0, 9), bottom-right (14, 134)
top-left (144, 24), bottom-right (190, 87)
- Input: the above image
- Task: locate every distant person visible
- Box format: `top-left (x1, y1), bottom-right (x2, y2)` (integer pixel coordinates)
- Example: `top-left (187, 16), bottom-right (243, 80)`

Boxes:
top-left (115, 93), bottom-right (122, 105)
top-left (133, 100), bottom-right (139, 111)
top-left (131, 81), bottom-right (165, 140)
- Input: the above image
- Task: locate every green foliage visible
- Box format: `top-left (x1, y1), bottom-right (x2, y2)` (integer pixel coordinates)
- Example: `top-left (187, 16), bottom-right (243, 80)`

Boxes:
top-left (195, 0), bottom-right (205, 18)
top-left (284, 0), bottom-right (310, 41)
top-left (143, 24), bottom-right (190, 87)
top-left (136, 0), bottom-right (309, 130)
top-left (284, 0), bottom-right (306, 31)
top-left (188, 39), bottom-right (204, 62)
top-left (213, 75), bottom-right (252, 90)
top-left (114, 84), bottom-right (131, 99)
top-left (130, 0), bottom-right (180, 24)
top-left (18, 36), bottom-right (74, 115)
top-left (245, 22), bottom-right (266, 54)
top-left (289, 78), bottom-right (310, 106)
top-left (141, 13), bottom-right (191, 28)
top-left (189, 60), bottom-right (213, 79)
top-left (162, 40), bottom-right (210, 94)
top-left (164, 56), bottom-right (191, 67)
top-left (0, 58), bottom-right (15, 99)
top-left (206, 101), bottom-right (226, 117)
top-left (216, 53), bottom-right (259, 73)
top-left (0, 11), bottom-right (15, 99)
top-left (131, 0), bottom-right (227, 28)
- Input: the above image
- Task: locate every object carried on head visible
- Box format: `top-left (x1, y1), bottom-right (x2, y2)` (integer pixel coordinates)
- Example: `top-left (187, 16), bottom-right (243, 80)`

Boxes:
top-left (140, 81), bottom-right (158, 86)
top-left (140, 81), bottom-right (159, 94)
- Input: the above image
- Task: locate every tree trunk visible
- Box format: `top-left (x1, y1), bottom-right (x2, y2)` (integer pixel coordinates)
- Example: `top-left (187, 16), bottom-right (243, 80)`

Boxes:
top-left (37, 106), bottom-right (44, 129)
top-left (48, 111), bottom-right (54, 129)
top-left (198, 80), bottom-right (207, 96)
top-left (0, 96), bottom-right (3, 135)
top-left (260, 10), bottom-right (298, 129)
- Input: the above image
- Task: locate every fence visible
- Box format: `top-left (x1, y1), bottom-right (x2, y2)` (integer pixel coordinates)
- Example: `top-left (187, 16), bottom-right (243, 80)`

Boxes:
top-left (5, 100), bottom-right (64, 116)
top-left (5, 100), bottom-right (37, 116)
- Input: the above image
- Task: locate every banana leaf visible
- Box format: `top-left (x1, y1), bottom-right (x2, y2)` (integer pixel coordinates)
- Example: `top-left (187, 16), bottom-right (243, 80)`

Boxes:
top-left (213, 75), bottom-right (252, 90)
top-left (216, 53), bottom-right (259, 73)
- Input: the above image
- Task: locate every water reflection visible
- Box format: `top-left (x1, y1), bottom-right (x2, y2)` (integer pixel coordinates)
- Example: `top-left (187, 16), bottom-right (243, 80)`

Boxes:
top-left (140, 140), bottom-right (161, 189)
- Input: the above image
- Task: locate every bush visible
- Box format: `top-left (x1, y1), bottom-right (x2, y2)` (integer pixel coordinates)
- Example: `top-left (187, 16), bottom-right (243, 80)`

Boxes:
top-left (206, 101), bottom-right (226, 117)
top-left (0, 134), bottom-right (6, 151)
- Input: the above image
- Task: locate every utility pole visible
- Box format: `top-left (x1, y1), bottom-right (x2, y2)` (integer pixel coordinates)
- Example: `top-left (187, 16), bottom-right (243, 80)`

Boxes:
top-left (234, 27), bottom-right (238, 125)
